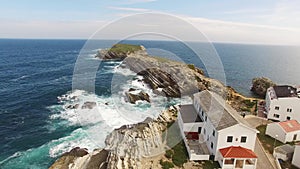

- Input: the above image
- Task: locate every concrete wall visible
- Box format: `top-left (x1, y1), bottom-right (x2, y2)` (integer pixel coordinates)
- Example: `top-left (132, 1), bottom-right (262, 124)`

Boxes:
top-left (292, 145), bottom-right (300, 168)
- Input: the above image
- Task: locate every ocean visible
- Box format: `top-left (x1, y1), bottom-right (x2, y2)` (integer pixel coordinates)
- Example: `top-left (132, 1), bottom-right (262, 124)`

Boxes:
top-left (0, 39), bottom-right (299, 168)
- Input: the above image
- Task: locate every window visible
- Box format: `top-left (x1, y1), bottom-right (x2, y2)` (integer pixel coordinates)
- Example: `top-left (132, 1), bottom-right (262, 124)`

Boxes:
top-left (212, 130), bottom-right (215, 137)
top-left (198, 127), bottom-right (202, 134)
top-left (205, 116), bottom-right (207, 122)
top-left (287, 116), bottom-right (291, 120)
top-left (204, 128), bottom-right (206, 135)
top-left (287, 108), bottom-right (292, 112)
top-left (275, 106), bottom-right (280, 110)
top-left (211, 142), bottom-right (214, 149)
top-left (227, 136), bottom-right (233, 142)
top-left (273, 114), bottom-right (280, 118)
top-left (201, 110), bottom-right (204, 116)
top-left (241, 136), bottom-right (247, 143)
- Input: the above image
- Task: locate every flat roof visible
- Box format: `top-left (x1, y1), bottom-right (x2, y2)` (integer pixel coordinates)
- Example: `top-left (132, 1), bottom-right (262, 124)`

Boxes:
top-left (273, 85), bottom-right (297, 98)
top-left (179, 104), bottom-right (202, 123)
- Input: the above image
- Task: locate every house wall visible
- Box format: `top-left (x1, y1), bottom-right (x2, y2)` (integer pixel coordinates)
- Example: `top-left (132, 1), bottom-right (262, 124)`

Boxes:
top-left (292, 145), bottom-right (300, 168)
top-left (266, 123), bottom-right (286, 143)
top-left (183, 122), bottom-right (204, 133)
top-left (266, 123), bottom-right (300, 143)
top-left (266, 92), bottom-right (300, 122)
top-left (285, 130), bottom-right (300, 143)
top-left (215, 124), bottom-right (257, 161)
top-left (201, 117), bottom-right (218, 155)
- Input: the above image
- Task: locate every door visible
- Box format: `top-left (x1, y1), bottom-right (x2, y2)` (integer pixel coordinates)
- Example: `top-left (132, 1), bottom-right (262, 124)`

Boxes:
top-left (198, 127), bottom-right (202, 134)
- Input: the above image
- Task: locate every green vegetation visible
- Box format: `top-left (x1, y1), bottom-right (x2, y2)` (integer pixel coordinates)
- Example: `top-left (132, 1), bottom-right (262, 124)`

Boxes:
top-left (241, 107), bottom-right (251, 112)
top-left (203, 160), bottom-right (221, 169)
top-left (243, 99), bottom-right (257, 108)
top-left (256, 125), bottom-right (284, 153)
top-left (165, 149), bottom-right (174, 159)
top-left (195, 75), bottom-right (202, 82)
top-left (151, 56), bottom-right (175, 63)
top-left (160, 160), bottom-right (174, 169)
top-left (171, 141), bottom-right (188, 167)
top-left (187, 64), bottom-right (196, 70)
top-left (109, 44), bottom-right (142, 54)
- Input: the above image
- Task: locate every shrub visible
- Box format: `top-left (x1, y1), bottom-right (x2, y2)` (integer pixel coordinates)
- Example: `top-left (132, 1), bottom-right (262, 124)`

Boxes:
top-left (160, 160), bottom-right (174, 169)
top-left (165, 150), bottom-right (174, 159)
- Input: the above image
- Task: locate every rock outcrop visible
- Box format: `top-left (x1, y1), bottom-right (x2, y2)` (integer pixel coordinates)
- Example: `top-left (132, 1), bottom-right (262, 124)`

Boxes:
top-left (81, 101), bottom-right (97, 109)
top-left (251, 77), bottom-right (275, 98)
top-left (95, 44), bottom-right (147, 60)
top-left (125, 90), bottom-right (150, 104)
top-left (49, 106), bottom-right (179, 169)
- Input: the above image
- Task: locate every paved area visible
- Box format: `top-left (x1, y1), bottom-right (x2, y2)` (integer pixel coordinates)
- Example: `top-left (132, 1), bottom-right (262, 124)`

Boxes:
top-left (245, 115), bottom-right (278, 169)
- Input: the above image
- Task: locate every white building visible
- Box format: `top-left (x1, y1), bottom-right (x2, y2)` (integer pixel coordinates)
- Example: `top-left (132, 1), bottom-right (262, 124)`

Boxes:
top-left (266, 120), bottom-right (300, 143)
top-left (292, 143), bottom-right (300, 168)
top-left (273, 144), bottom-right (294, 161)
top-left (178, 90), bottom-right (258, 169)
top-left (265, 85), bottom-right (300, 122)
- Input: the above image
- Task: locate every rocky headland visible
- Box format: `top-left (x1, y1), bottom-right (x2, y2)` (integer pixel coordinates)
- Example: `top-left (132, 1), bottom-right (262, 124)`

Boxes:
top-left (50, 44), bottom-right (260, 169)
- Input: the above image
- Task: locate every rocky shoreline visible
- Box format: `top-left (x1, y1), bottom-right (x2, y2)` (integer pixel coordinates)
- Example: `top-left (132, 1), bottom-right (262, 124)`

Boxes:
top-left (50, 44), bottom-right (260, 169)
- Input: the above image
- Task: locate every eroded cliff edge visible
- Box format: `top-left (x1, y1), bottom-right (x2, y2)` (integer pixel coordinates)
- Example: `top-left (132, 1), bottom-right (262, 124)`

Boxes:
top-left (50, 44), bottom-right (259, 169)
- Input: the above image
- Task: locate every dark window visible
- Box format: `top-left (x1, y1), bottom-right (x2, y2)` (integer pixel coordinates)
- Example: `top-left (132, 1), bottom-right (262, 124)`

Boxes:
top-left (275, 106), bottom-right (280, 110)
top-left (287, 108), bottom-right (292, 112)
top-left (198, 127), bottom-right (202, 134)
top-left (201, 111), bottom-right (204, 116)
top-left (211, 142), bottom-right (214, 149)
top-left (241, 136), bottom-right (247, 143)
top-left (205, 116), bottom-right (207, 122)
top-left (227, 136), bottom-right (233, 142)
top-left (273, 114), bottom-right (280, 118)
top-left (212, 130), bottom-right (215, 137)
top-left (287, 116), bottom-right (291, 120)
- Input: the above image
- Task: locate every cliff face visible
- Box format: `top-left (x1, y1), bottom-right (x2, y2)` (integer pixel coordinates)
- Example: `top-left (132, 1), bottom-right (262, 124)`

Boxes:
top-left (49, 107), bottom-right (178, 169)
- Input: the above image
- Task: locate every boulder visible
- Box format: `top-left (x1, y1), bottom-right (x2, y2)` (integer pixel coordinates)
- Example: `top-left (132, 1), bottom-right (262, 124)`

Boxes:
top-left (81, 101), bottom-right (97, 109)
top-left (125, 91), bottom-right (150, 104)
top-left (251, 77), bottom-right (275, 98)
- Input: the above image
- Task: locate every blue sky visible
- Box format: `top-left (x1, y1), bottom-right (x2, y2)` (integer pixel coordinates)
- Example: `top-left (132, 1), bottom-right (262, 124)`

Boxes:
top-left (1, 0), bottom-right (300, 44)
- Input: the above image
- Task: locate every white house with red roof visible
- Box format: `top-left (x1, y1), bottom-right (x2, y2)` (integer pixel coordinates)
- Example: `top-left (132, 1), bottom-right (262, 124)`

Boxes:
top-left (265, 85), bottom-right (300, 122)
top-left (266, 120), bottom-right (300, 143)
top-left (178, 90), bottom-right (258, 169)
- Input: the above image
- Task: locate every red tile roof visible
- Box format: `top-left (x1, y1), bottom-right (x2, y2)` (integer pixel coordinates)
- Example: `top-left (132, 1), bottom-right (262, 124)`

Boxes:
top-left (278, 120), bottom-right (300, 133)
top-left (220, 146), bottom-right (257, 158)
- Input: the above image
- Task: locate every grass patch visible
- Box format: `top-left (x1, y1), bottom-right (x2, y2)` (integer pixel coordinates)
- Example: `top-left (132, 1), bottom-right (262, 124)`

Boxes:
top-left (109, 44), bottom-right (142, 54)
top-left (256, 125), bottom-right (284, 153)
top-left (242, 99), bottom-right (257, 108)
top-left (160, 160), bottom-right (174, 169)
top-left (187, 64), bottom-right (195, 70)
top-left (203, 160), bottom-right (221, 169)
top-left (171, 141), bottom-right (189, 167)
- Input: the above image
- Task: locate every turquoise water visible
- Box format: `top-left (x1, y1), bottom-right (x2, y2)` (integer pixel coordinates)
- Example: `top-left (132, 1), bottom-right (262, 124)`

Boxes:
top-left (0, 39), bottom-right (299, 168)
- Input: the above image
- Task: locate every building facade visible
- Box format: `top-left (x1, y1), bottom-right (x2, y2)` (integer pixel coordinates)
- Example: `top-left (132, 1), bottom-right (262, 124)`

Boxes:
top-left (265, 85), bottom-right (300, 122)
top-left (266, 120), bottom-right (300, 143)
top-left (178, 90), bottom-right (258, 169)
